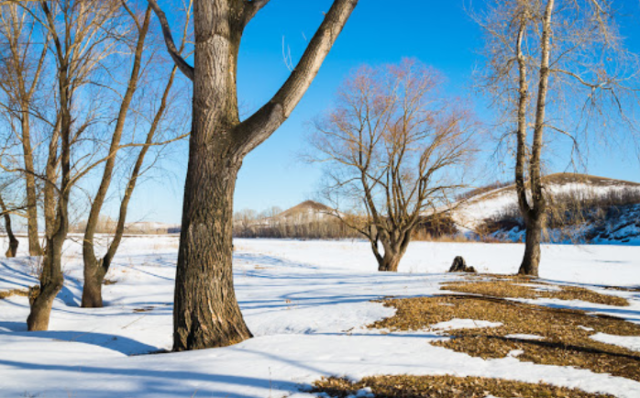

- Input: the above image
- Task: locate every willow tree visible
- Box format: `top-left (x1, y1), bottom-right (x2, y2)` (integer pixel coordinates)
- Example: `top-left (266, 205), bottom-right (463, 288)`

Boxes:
top-left (148, 0), bottom-right (358, 350)
top-left (310, 60), bottom-right (475, 272)
top-left (476, 0), bottom-right (638, 276)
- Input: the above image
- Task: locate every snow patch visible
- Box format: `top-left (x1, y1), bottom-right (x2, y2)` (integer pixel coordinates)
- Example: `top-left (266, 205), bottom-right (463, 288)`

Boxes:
top-left (590, 333), bottom-right (640, 352)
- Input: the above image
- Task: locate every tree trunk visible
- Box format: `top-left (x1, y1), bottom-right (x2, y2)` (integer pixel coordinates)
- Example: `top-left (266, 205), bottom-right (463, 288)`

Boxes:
top-left (376, 232), bottom-right (411, 272)
top-left (518, 214), bottom-right (543, 277)
top-left (378, 251), bottom-right (401, 272)
top-left (81, 8), bottom-right (152, 308)
top-left (81, 256), bottom-right (105, 307)
top-left (27, 232), bottom-right (65, 330)
top-left (173, 154), bottom-right (252, 351)
top-left (0, 196), bottom-right (19, 257)
top-left (21, 115), bottom-right (43, 256)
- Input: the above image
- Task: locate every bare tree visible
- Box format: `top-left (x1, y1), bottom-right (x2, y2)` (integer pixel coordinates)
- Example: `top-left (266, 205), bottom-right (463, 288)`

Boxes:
top-left (148, 0), bottom-right (358, 350)
top-left (476, 0), bottom-right (639, 276)
top-left (81, 1), bottom-right (190, 308)
top-left (25, 0), bottom-right (123, 331)
top-left (310, 60), bottom-right (476, 272)
top-left (0, 2), bottom-right (48, 255)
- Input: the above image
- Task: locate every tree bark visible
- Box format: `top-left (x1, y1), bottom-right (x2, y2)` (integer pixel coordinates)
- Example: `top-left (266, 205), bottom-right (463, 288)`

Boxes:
top-left (21, 115), bottom-right (43, 256)
top-left (519, 214), bottom-right (542, 276)
top-left (375, 230), bottom-right (411, 272)
top-left (174, 155), bottom-right (252, 351)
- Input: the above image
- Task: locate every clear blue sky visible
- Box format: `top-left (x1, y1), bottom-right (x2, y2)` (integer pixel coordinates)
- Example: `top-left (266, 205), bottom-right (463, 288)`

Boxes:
top-left (125, 0), bottom-right (640, 225)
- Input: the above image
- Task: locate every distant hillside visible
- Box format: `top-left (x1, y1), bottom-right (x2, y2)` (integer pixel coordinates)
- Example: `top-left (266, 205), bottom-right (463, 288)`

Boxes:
top-left (270, 200), bottom-right (335, 222)
top-left (448, 173), bottom-right (640, 244)
top-left (233, 200), bottom-right (356, 239)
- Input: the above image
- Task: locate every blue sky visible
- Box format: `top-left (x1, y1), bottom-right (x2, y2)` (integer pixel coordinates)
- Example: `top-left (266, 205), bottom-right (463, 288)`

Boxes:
top-left (126, 0), bottom-right (640, 224)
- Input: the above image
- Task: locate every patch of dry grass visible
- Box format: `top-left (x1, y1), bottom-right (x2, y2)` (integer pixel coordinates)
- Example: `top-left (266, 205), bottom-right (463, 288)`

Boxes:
top-left (0, 288), bottom-right (28, 300)
top-left (441, 277), bottom-right (629, 307)
top-left (371, 295), bottom-right (640, 381)
top-left (312, 375), bottom-right (614, 398)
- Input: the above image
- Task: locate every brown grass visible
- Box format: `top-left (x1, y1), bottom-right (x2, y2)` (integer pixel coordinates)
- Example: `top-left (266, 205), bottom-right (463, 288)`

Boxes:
top-left (441, 277), bottom-right (629, 307)
top-left (371, 295), bottom-right (640, 381)
top-left (312, 375), bottom-right (615, 398)
top-left (0, 288), bottom-right (28, 300)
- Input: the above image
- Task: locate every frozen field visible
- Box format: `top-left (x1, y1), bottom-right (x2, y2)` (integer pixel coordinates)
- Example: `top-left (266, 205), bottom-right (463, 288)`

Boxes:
top-left (1, 237), bottom-right (639, 397)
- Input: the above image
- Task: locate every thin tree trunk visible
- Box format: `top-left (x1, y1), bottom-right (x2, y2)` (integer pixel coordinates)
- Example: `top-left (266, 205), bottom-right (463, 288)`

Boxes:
top-left (517, 0), bottom-right (554, 277)
top-left (0, 195), bottom-right (19, 257)
top-left (81, 7), bottom-right (152, 308)
top-left (21, 115), bottom-right (42, 256)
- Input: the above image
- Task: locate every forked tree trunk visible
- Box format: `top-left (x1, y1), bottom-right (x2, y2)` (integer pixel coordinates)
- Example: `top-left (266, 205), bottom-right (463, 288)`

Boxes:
top-left (149, 0), bottom-right (358, 351)
top-left (514, 0), bottom-right (553, 277)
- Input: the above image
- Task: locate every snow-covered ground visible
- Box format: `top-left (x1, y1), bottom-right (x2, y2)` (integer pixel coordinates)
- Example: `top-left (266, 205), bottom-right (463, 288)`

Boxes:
top-left (1, 237), bottom-right (639, 397)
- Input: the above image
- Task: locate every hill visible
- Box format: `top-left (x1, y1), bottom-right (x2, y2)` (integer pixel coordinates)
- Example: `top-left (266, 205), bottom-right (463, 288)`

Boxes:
top-left (449, 173), bottom-right (640, 244)
top-left (233, 200), bottom-right (356, 239)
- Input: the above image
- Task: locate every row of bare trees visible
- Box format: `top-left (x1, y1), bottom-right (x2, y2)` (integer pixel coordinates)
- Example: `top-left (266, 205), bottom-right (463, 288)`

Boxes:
top-left (0, 0), bottom-right (189, 330)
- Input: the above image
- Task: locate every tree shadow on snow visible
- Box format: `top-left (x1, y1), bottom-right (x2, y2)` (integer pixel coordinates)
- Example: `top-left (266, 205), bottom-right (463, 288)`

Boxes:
top-left (0, 326), bottom-right (159, 355)
top-left (0, 358), bottom-right (298, 398)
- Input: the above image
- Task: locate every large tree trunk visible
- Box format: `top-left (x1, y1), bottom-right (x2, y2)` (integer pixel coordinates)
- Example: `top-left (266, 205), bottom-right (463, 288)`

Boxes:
top-left (375, 231), bottom-right (411, 272)
top-left (378, 251), bottom-right (401, 272)
top-left (173, 153), bottom-right (252, 351)
top-left (150, 0), bottom-right (358, 351)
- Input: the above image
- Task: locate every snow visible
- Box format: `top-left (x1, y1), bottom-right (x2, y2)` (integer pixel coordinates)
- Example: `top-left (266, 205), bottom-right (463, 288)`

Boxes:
top-left (590, 333), bottom-right (640, 352)
top-left (505, 334), bottom-right (545, 341)
top-left (431, 319), bottom-right (502, 330)
top-left (0, 236), bottom-right (639, 397)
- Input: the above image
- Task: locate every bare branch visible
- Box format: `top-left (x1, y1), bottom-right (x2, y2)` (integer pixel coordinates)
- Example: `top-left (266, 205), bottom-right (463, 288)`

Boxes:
top-left (147, 0), bottom-right (194, 80)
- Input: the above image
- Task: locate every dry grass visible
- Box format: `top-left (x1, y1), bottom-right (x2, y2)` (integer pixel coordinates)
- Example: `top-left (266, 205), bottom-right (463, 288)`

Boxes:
top-left (0, 288), bottom-right (28, 300)
top-left (371, 294), bottom-right (640, 382)
top-left (441, 277), bottom-right (629, 307)
top-left (312, 375), bottom-right (615, 398)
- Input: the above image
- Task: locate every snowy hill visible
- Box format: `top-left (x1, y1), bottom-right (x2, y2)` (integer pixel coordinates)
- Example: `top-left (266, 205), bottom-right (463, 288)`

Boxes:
top-left (449, 173), bottom-right (640, 244)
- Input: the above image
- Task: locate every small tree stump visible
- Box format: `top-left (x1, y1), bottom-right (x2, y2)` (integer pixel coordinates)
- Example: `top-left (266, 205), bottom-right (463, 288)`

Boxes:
top-left (449, 256), bottom-right (476, 273)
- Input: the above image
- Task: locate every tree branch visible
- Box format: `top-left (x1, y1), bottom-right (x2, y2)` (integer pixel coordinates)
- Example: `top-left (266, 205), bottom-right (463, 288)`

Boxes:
top-left (234, 0), bottom-right (358, 156)
top-left (147, 0), bottom-right (194, 80)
